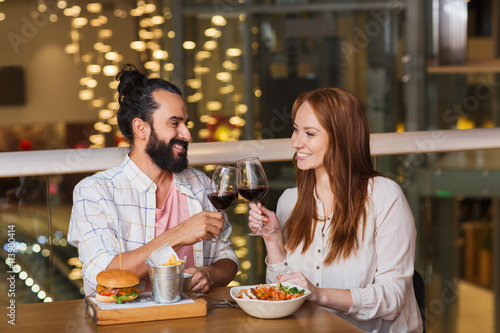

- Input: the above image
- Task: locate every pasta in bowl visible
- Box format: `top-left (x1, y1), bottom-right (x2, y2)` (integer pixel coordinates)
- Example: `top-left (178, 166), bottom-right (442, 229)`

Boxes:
top-left (230, 282), bottom-right (311, 319)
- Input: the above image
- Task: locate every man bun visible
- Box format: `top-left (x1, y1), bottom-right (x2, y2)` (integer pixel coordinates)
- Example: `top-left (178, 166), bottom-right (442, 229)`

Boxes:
top-left (115, 64), bottom-right (147, 140)
top-left (116, 64), bottom-right (147, 104)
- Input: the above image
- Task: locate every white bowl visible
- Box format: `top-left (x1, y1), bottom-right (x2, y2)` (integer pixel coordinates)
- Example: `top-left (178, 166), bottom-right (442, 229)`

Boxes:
top-left (230, 282), bottom-right (310, 319)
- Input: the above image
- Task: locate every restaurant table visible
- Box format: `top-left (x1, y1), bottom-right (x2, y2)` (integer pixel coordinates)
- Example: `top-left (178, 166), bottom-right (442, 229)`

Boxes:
top-left (2, 287), bottom-right (363, 332)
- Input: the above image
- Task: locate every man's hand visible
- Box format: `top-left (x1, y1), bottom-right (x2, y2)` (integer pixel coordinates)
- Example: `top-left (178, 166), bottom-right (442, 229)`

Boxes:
top-left (184, 259), bottom-right (237, 293)
top-left (185, 266), bottom-right (213, 293)
top-left (170, 211), bottom-right (224, 248)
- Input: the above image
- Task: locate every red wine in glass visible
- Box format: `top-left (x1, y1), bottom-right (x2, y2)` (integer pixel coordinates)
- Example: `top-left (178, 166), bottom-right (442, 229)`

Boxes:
top-left (208, 191), bottom-right (238, 210)
top-left (237, 157), bottom-right (275, 236)
top-left (207, 166), bottom-right (238, 242)
top-left (238, 185), bottom-right (269, 203)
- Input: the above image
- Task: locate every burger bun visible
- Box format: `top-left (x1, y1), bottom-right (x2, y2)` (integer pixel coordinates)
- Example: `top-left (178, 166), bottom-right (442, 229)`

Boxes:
top-left (96, 269), bottom-right (140, 288)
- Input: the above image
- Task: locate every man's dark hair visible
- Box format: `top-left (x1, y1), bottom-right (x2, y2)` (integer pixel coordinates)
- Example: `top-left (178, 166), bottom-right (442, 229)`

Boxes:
top-left (115, 64), bottom-right (182, 144)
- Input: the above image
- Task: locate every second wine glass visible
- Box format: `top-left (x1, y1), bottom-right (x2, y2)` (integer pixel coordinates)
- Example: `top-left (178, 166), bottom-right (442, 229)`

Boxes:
top-left (207, 165), bottom-right (239, 242)
top-left (237, 157), bottom-right (274, 236)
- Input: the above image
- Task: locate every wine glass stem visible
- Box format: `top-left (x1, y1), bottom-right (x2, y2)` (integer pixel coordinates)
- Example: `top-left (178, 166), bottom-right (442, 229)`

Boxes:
top-left (211, 209), bottom-right (224, 243)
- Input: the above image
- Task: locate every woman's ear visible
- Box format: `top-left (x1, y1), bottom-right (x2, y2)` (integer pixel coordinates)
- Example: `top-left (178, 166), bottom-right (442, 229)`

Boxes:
top-left (132, 118), bottom-right (150, 141)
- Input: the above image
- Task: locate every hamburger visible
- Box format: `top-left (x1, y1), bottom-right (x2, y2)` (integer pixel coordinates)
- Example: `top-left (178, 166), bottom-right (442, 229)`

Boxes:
top-left (95, 269), bottom-right (140, 303)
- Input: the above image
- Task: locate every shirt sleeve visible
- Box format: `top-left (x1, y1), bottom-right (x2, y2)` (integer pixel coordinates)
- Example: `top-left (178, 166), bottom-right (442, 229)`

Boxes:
top-left (347, 179), bottom-right (416, 321)
top-left (205, 210), bottom-right (239, 267)
top-left (266, 256), bottom-right (292, 283)
top-left (68, 180), bottom-right (118, 295)
top-left (265, 188), bottom-right (296, 283)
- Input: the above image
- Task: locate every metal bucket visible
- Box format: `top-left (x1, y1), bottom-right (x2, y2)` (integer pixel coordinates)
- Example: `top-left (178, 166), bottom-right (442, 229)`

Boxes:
top-left (147, 261), bottom-right (184, 304)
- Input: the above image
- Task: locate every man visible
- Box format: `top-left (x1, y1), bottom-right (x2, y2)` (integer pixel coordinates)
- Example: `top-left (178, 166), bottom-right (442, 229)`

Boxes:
top-left (68, 64), bottom-right (238, 296)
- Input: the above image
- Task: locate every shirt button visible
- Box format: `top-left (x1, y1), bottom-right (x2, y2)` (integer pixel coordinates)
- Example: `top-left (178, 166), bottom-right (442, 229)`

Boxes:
top-left (284, 262), bottom-right (288, 266)
top-left (316, 283), bottom-right (319, 287)
top-left (316, 266), bottom-right (319, 270)
top-left (327, 217), bottom-right (330, 220)
top-left (322, 234), bottom-right (325, 237)
top-left (317, 249), bottom-right (321, 253)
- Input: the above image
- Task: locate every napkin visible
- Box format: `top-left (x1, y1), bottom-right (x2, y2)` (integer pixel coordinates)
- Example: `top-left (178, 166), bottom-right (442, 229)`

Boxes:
top-left (146, 243), bottom-right (179, 267)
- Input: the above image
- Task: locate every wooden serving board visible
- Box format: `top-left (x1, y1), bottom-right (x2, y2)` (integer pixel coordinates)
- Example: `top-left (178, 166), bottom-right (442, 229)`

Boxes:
top-left (85, 294), bottom-right (207, 325)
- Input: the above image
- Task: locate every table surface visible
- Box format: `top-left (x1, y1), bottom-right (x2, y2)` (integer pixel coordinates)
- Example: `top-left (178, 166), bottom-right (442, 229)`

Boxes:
top-left (2, 287), bottom-right (363, 333)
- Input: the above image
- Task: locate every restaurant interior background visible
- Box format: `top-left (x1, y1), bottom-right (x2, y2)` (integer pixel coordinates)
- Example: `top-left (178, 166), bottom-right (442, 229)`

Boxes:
top-left (0, 0), bottom-right (499, 332)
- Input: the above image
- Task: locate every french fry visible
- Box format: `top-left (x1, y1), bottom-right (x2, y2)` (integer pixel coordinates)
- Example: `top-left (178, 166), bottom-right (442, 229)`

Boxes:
top-left (161, 254), bottom-right (185, 266)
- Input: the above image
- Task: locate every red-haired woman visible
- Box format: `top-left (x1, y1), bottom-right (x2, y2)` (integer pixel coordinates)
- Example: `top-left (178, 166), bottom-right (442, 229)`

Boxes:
top-left (249, 88), bottom-right (423, 332)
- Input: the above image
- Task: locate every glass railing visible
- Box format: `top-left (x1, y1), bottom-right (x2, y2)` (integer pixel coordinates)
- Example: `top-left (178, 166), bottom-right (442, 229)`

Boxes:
top-left (1, 128), bottom-right (499, 332)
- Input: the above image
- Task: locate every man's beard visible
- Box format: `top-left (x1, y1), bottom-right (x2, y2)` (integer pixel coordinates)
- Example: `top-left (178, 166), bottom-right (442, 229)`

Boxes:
top-left (146, 127), bottom-right (188, 173)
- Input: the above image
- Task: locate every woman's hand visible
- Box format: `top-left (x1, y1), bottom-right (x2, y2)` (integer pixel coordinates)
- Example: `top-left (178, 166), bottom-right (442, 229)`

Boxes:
top-left (277, 272), bottom-right (319, 302)
top-left (278, 272), bottom-right (353, 312)
top-left (248, 202), bottom-right (286, 263)
top-left (248, 202), bottom-right (281, 242)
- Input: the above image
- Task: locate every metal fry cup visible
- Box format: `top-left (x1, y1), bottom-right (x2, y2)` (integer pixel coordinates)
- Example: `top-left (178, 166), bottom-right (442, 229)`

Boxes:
top-left (147, 257), bottom-right (185, 304)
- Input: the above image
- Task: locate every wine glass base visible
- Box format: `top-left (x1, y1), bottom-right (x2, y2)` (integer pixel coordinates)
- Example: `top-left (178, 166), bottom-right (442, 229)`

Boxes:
top-left (248, 227), bottom-right (275, 236)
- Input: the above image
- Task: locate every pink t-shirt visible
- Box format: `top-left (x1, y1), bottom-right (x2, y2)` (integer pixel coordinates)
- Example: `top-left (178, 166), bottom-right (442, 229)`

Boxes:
top-left (155, 181), bottom-right (194, 269)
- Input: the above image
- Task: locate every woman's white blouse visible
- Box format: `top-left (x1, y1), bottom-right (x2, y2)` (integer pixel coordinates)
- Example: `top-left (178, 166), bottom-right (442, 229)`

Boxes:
top-left (267, 176), bottom-right (423, 333)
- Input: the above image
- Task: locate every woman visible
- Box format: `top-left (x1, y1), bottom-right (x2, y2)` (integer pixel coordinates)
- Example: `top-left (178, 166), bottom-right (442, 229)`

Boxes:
top-left (249, 88), bottom-right (423, 332)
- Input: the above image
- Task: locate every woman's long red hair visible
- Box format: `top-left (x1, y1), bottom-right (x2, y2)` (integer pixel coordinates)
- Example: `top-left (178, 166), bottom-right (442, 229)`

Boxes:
top-left (283, 88), bottom-right (382, 264)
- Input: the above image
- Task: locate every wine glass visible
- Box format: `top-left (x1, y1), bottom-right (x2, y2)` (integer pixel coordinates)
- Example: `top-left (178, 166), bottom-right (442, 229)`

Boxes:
top-left (207, 165), bottom-right (239, 242)
top-left (237, 157), bottom-right (274, 236)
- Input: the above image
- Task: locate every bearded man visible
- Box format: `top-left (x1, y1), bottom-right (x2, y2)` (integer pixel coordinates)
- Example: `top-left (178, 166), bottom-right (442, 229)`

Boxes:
top-left (68, 64), bottom-right (238, 296)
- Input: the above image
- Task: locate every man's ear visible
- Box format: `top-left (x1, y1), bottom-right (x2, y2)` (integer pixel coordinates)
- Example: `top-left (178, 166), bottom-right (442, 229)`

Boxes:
top-left (132, 118), bottom-right (150, 141)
